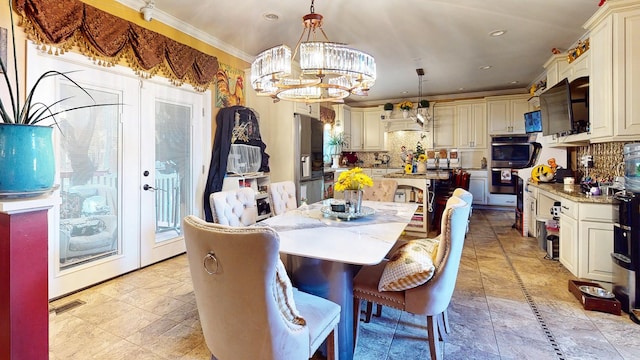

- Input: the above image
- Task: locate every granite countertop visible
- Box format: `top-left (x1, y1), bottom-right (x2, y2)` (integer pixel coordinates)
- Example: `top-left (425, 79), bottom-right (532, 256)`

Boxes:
top-left (384, 171), bottom-right (450, 180)
top-left (529, 182), bottom-right (616, 204)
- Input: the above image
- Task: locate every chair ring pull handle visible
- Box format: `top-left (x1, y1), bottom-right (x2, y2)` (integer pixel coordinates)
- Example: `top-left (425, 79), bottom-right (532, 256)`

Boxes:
top-left (203, 252), bottom-right (219, 275)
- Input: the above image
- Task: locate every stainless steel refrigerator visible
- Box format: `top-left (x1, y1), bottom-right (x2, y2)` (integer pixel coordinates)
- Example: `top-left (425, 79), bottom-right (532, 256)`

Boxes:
top-left (294, 114), bottom-right (324, 205)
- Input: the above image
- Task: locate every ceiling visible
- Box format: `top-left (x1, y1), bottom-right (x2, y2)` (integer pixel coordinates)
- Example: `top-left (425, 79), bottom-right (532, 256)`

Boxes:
top-left (118, 0), bottom-right (601, 105)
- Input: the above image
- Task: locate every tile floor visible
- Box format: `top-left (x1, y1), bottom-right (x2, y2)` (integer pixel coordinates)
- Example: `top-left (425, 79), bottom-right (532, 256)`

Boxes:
top-left (49, 209), bottom-right (640, 359)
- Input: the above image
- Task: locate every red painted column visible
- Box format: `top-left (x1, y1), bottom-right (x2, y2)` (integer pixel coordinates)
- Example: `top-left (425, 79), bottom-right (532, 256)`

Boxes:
top-left (1, 198), bottom-right (57, 360)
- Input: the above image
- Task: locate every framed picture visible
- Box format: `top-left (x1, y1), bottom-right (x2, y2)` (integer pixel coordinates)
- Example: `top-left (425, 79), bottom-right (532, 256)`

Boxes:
top-left (215, 63), bottom-right (245, 108)
top-left (0, 27), bottom-right (7, 73)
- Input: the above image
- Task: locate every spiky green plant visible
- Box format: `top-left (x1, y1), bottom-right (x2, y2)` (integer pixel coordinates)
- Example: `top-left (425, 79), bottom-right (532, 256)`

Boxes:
top-left (0, 0), bottom-right (116, 125)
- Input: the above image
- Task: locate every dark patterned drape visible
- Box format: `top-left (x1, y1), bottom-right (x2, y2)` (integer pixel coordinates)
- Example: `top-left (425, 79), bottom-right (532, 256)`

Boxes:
top-left (14, 0), bottom-right (219, 91)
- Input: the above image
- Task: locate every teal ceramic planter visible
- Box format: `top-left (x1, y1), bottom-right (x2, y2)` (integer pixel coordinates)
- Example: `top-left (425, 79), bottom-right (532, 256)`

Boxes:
top-left (0, 124), bottom-right (55, 194)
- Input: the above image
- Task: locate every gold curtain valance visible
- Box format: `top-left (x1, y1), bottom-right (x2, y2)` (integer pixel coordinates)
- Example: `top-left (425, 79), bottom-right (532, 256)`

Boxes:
top-left (14, 0), bottom-right (219, 91)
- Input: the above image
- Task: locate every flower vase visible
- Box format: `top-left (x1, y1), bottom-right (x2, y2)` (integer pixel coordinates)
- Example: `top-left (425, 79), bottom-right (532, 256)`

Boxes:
top-left (331, 154), bottom-right (341, 169)
top-left (402, 110), bottom-right (409, 119)
top-left (343, 189), bottom-right (363, 213)
top-left (417, 161), bottom-right (427, 174)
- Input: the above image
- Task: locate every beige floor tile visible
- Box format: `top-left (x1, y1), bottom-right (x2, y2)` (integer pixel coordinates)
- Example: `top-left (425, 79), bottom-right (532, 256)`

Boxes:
top-left (49, 209), bottom-right (640, 360)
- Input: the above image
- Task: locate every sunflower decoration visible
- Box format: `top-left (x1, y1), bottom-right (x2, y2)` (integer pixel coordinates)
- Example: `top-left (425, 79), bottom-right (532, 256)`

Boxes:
top-left (398, 101), bottom-right (414, 111)
top-left (405, 164), bottom-right (413, 174)
top-left (335, 167), bottom-right (374, 192)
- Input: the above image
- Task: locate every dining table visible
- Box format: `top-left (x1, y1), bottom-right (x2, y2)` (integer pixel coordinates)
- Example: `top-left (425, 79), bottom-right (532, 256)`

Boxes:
top-left (259, 199), bottom-right (418, 360)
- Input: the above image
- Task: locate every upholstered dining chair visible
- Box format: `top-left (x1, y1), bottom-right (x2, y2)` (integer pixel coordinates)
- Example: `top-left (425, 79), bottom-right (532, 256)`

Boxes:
top-left (209, 187), bottom-right (257, 226)
top-left (269, 180), bottom-right (298, 216)
top-left (363, 188), bottom-right (474, 324)
top-left (362, 179), bottom-right (398, 202)
top-left (352, 195), bottom-right (472, 360)
top-left (183, 215), bottom-right (340, 360)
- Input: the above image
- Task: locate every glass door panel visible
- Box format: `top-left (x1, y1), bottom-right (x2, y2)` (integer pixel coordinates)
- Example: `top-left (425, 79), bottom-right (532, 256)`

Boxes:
top-left (140, 84), bottom-right (205, 266)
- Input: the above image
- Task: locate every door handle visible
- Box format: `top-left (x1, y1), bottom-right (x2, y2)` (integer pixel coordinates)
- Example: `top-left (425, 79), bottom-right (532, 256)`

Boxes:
top-left (143, 184), bottom-right (157, 191)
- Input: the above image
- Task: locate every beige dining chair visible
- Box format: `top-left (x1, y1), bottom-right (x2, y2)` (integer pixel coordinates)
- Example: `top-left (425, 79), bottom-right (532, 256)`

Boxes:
top-left (183, 215), bottom-right (340, 360)
top-left (209, 187), bottom-right (257, 226)
top-left (269, 180), bottom-right (298, 215)
top-left (352, 195), bottom-right (472, 360)
top-left (364, 188), bottom-right (474, 328)
top-left (362, 179), bottom-right (397, 202)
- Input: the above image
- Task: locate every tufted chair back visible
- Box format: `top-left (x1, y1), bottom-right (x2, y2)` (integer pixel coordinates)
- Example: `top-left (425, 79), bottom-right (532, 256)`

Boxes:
top-left (362, 179), bottom-right (398, 202)
top-left (269, 181), bottom-right (298, 215)
top-left (209, 187), bottom-right (258, 226)
top-left (183, 215), bottom-right (340, 360)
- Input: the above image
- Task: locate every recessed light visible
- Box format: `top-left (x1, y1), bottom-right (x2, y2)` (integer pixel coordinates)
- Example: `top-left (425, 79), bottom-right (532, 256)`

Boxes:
top-left (401, 91), bottom-right (409, 94)
top-left (479, 65), bottom-right (492, 70)
top-left (458, 88), bottom-right (465, 91)
top-left (489, 30), bottom-right (506, 37)
top-left (510, 80), bottom-right (519, 84)
top-left (263, 13), bottom-right (279, 21)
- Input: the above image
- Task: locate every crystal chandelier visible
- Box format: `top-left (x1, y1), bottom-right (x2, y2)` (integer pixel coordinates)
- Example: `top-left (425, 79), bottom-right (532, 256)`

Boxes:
top-left (250, 0), bottom-right (376, 103)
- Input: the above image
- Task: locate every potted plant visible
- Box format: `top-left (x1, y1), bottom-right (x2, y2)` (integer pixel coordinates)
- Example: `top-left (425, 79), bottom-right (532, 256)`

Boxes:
top-left (383, 102), bottom-right (393, 119)
top-left (0, 0), bottom-right (115, 195)
top-left (327, 132), bottom-right (348, 168)
top-left (398, 101), bottom-right (413, 119)
top-left (419, 99), bottom-right (430, 108)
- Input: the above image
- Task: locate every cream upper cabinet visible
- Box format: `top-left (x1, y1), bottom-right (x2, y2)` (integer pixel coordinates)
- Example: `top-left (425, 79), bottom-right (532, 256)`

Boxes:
top-left (294, 102), bottom-right (320, 119)
top-left (433, 104), bottom-right (456, 148)
top-left (585, 2), bottom-right (640, 141)
top-left (588, 14), bottom-right (614, 140)
top-left (486, 95), bottom-right (530, 135)
top-left (456, 101), bottom-right (487, 149)
top-left (559, 51), bottom-right (590, 83)
top-left (333, 104), bottom-right (351, 131)
top-left (543, 54), bottom-right (568, 89)
top-left (344, 109), bottom-right (363, 151)
top-left (362, 109), bottom-right (384, 151)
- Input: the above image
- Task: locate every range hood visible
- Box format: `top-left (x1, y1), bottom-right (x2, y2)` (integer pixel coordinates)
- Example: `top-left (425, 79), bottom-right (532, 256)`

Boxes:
top-left (382, 118), bottom-right (425, 132)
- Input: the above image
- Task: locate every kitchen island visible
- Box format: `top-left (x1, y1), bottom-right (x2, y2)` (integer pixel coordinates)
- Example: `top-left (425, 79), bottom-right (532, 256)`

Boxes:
top-left (383, 170), bottom-right (450, 234)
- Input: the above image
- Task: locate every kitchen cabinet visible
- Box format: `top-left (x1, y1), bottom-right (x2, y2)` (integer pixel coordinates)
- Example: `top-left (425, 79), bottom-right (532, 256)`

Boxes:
top-left (535, 185), bottom-right (615, 282)
top-left (559, 50), bottom-right (590, 83)
top-left (333, 104), bottom-right (351, 131)
top-left (433, 104), bottom-right (456, 148)
top-left (559, 199), bottom-right (579, 276)
top-left (543, 54), bottom-right (568, 89)
top-left (524, 185), bottom-right (538, 237)
top-left (344, 109), bottom-right (363, 151)
top-left (363, 109), bottom-right (384, 151)
top-left (584, 3), bottom-right (640, 142)
top-left (345, 108), bottom-right (384, 151)
top-left (457, 101), bottom-right (487, 149)
top-left (578, 204), bottom-right (615, 283)
top-left (467, 170), bottom-right (488, 205)
top-left (294, 101), bottom-right (320, 119)
top-left (486, 95), bottom-right (530, 135)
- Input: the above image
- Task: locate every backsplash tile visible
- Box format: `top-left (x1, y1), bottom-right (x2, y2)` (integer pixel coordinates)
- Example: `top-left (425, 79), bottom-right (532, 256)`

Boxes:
top-left (575, 142), bottom-right (627, 181)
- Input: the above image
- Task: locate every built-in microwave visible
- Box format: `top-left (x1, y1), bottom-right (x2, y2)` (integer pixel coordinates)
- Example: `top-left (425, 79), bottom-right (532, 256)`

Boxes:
top-left (490, 135), bottom-right (539, 169)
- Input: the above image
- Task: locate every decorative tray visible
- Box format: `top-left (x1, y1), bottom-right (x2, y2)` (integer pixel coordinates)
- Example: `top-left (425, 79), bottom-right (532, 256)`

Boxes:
top-left (320, 205), bottom-right (375, 220)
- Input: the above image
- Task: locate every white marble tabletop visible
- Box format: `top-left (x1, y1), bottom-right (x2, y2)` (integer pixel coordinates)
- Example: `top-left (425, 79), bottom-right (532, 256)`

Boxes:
top-left (259, 199), bottom-right (418, 265)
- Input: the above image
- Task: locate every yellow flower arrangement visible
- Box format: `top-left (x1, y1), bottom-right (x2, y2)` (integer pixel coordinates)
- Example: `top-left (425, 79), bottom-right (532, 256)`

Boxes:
top-left (417, 154), bottom-right (427, 162)
top-left (398, 101), bottom-right (414, 111)
top-left (335, 167), bottom-right (373, 191)
top-left (405, 164), bottom-right (413, 174)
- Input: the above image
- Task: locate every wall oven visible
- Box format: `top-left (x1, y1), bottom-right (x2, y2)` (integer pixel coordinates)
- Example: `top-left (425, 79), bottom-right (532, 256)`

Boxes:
top-left (490, 135), bottom-right (540, 194)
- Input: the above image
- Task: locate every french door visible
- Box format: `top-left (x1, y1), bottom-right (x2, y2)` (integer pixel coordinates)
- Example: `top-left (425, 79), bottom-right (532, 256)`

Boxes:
top-left (27, 48), bottom-right (210, 299)
top-left (139, 83), bottom-right (206, 267)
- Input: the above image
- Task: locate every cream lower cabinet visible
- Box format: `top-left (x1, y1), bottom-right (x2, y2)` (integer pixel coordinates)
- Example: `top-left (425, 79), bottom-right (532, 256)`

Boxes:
top-left (578, 204), bottom-right (614, 283)
top-left (559, 201), bottom-right (579, 276)
top-left (467, 170), bottom-right (488, 205)
top-left (539, 188), bottom-right (615, 282)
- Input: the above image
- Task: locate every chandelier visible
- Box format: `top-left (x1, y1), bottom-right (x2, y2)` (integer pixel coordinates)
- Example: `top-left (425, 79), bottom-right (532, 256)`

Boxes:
top-left (250, 0), bottom-right (376, 103)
